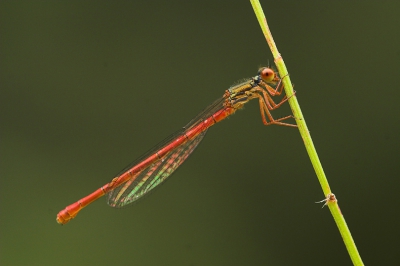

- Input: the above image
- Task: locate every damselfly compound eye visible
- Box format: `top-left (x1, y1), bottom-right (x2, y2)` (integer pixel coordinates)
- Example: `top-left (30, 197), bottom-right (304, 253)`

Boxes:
top-left (259, 67), bottom-right (275, 82)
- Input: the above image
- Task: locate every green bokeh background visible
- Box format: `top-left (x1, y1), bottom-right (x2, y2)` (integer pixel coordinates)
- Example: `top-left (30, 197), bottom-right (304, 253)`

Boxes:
top-left (2, 1), bottom-right (399, 265)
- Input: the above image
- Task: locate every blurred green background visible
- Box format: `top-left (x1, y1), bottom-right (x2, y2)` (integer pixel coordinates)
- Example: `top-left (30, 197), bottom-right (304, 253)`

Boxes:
top-left (1, 1), bottom-right (399, 265)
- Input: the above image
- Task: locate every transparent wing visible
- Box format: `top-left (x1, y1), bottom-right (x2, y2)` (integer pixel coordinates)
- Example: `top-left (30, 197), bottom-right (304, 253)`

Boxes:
top-left (105, 95), bottom-right (227, 208)
top-left (107, 130), bottom-right (207, 208)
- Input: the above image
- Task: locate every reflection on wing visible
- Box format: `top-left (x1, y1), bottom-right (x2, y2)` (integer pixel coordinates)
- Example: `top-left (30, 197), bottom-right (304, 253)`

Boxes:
top-left (107, 130), bottom-right (207, 207)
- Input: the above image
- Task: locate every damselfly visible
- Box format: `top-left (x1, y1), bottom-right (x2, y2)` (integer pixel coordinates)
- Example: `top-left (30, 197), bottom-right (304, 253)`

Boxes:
top-left (56, 67), bottom-right (295, 224)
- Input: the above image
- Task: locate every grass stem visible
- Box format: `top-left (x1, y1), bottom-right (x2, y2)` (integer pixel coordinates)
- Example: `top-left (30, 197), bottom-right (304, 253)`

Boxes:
top-left (250, 1), bottom-right (364, 265)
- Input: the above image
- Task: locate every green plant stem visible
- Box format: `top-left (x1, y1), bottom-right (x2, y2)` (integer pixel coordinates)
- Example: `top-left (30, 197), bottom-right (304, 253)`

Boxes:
top-left (250, 1), bottom-right (364, 265)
